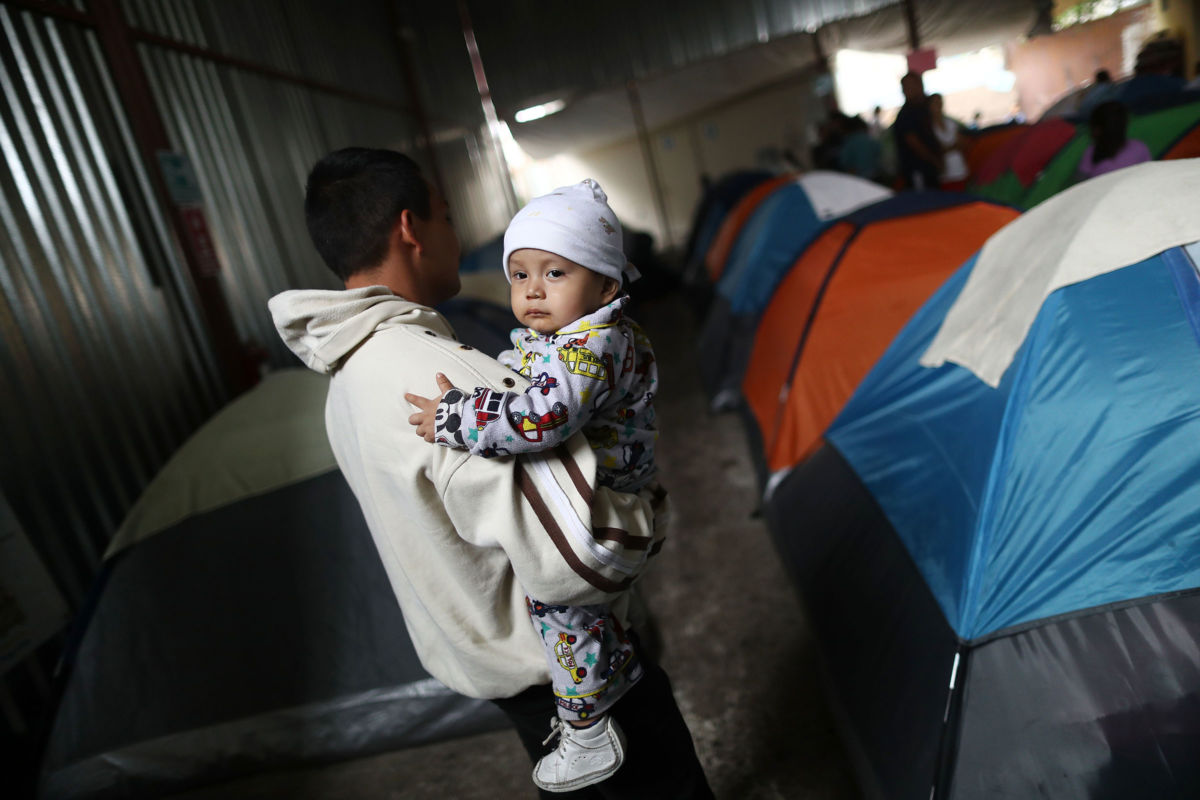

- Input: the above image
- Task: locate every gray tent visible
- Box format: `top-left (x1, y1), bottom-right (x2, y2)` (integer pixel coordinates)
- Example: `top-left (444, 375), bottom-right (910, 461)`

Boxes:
top-left (40, 306), bottom-right (516, 799)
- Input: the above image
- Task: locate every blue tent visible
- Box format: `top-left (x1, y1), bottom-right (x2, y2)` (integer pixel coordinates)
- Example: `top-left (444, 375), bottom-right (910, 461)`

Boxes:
top-left (680, 169), bottom-right (773, 286)
top-left (696, 172), bottom-right (891, 410)
top-left (765, 163), bottom-right (1200, 799)
top-left (714, 172), bottom-right (892, 317)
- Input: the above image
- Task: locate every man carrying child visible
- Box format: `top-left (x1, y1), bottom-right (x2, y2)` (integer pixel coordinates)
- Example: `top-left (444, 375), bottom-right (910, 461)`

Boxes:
top-left (269, 148), bottom-right (713, 799)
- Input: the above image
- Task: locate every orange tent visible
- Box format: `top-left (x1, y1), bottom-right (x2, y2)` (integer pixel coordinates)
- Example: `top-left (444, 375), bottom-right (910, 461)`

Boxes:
top-left (742, 194), bottom-right (1019, 475)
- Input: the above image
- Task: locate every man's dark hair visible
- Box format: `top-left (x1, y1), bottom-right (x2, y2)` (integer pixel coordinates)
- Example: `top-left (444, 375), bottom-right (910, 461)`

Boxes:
top-left (303, 148), bottom-right (431, 281)
top-left (1089, 101), bottom-right (1129, 163)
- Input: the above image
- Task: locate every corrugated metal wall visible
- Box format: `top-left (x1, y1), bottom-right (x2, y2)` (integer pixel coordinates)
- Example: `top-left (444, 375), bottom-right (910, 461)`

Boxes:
top-left (126, 0), bottom-right (416, 363)
top-left (0, 2), bottom-right (228, 741)
top-left (0, 4), bottom-right (224, 602)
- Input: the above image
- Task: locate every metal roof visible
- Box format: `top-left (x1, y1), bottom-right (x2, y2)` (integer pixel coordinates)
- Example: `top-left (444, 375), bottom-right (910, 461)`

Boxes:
top-left (426, 0), bottom-right (1037, 156)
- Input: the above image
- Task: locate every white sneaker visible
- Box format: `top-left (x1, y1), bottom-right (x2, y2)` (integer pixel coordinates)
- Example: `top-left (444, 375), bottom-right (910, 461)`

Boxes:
top-left (532, 715), bottom-right (627, 793)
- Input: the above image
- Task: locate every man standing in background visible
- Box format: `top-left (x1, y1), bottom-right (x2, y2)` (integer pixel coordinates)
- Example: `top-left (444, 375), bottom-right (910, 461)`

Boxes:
top-left (891, 72), bottom-right (942, 190)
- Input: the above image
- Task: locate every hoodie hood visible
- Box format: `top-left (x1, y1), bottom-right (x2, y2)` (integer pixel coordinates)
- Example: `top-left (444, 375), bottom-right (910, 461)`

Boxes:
top-left (268, 286), bottom-right (454, 374)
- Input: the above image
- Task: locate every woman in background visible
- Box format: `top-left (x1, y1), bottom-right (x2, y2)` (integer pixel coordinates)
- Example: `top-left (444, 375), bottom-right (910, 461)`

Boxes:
top-left (928, 94), bottom-right (968, 190)
top-left (1077, 101), bottom-right (1151, 180)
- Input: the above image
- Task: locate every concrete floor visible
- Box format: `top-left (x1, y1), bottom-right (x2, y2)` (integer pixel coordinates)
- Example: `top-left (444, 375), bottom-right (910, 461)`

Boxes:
top-left (170, 290), bottom-right (861, 800)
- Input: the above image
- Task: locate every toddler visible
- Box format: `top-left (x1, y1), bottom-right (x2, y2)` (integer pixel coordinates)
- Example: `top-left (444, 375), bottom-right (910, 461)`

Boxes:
top-left (407, 179), bottom-right (661, 793)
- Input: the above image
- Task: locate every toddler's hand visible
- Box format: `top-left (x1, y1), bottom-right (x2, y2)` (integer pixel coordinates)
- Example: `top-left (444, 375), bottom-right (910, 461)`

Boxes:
top-left (405, 373), bottom-right (458, 442)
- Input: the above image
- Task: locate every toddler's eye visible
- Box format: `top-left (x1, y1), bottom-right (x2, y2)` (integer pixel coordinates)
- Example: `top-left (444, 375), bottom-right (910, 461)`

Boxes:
top-left (548, 269), bottom-right (564, 278)
top-left (511, 271), bottom-right (527, 280)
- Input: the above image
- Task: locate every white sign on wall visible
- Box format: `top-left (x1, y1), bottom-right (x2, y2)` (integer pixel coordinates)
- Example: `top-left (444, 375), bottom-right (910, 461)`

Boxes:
top-left (0, 493), bottom-right (68, 675)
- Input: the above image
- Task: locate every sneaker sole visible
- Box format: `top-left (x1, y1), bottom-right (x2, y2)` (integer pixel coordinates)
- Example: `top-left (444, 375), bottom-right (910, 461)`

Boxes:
top-left (531, 725), bottom-right (627, 793)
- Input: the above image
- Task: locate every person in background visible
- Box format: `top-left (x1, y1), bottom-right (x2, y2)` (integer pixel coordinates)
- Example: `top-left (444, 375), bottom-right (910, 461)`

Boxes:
top-left (891, 72), bottom-right (942, 190)
top-left (868, 105), bottom-right (885, 138)
top-left (1076, 101), bottom-right (1151, 181)
top-left (811, 112), bottom-right (849, 171)
top-left (928, 94), bottom-right (968, 191)
top-left (837, 114), bottom-right (883, 182)
top-left (1077, 68), bottom-right (1116, 118)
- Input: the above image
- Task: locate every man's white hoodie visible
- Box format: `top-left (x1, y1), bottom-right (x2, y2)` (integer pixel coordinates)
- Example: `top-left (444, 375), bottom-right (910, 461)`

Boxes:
top-left (269, 286), bottom-right (663, 699)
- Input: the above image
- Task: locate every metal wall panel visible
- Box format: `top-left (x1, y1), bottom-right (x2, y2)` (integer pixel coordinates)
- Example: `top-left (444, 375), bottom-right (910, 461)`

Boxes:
top-left (128, 0), bottom-right (509, 360)
top-left (399, 2), bottom-right (500, 131)
top-left (436, 125), bottom-right (516, 252)
top-left (0, 6), bottom-right (225, 612)
top-left (462, 0), bottom-right (900, 113)
top-left (123, 0), bottom-right (412, 105)
top-left (138, 45), bottom-right (339, 365)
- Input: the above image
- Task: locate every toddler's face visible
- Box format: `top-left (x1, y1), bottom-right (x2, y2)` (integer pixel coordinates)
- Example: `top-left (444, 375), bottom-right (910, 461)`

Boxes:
top-left (508, 249), bottom-right (618, 334)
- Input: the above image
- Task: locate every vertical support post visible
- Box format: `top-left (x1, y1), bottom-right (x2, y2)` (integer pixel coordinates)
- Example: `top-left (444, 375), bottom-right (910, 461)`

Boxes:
top-left (87, 0), bottom-right (252, 394)
top-left (903, 0), bottom-right (921, 51)
top-left (626, 79), bottom-right (674, 250)
top-left (457, 0), bottom-right (520, 218)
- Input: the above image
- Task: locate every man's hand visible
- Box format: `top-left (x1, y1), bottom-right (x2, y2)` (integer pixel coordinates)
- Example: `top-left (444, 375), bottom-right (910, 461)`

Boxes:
top-left (405, 373), bottom-right (457, 442)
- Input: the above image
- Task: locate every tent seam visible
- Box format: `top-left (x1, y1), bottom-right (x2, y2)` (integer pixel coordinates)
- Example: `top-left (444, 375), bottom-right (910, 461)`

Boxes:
top-left (959, 291), bottom-right (1061, 638)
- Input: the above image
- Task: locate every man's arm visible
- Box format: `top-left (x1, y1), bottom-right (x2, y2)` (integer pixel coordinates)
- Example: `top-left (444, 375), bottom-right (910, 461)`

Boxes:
top-left (436, 434), bottom-right (665, 606)
top-left (401, 331), bottom-right (664, 606)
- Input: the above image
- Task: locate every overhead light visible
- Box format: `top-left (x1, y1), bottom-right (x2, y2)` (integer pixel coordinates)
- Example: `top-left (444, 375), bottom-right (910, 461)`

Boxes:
top-left (514, 98), bottom-right (566, 123)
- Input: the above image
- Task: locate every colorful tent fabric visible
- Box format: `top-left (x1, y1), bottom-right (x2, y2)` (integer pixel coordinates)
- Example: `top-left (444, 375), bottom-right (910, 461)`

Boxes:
top-left (764, 162), bottom-right (1200, 798)
top-left (1081, 74), bottom-right (1189, 117)
top-left (967, 118), bottom-right (1077, 205)
top-left (702, 173), bottom-right (796, 282)
top-left (715, 172), bottom-right (892, 316)
top-left (961, 122), bottom-right (1028, 180)
top-left (696, 173), bottom-right (891, 409)
top-left (922, 161), bottom-right (1200, 387)
top-left (1163, 121), bottom-right (1200, 159)
top-left (680, 169), bottom-right (773, 285)
top-left (1020, 96), bottom-right (1200, 210)
top-left (1043, 76), bottom-right (1192, 122)
top-left (741, 193), bottom-right (1018, 475)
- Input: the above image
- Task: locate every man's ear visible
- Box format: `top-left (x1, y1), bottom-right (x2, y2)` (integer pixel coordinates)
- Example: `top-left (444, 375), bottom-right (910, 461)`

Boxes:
top-left (396, 209), bottom-right (421, 254)
top-left (601, 276), bottom-right (620, 304)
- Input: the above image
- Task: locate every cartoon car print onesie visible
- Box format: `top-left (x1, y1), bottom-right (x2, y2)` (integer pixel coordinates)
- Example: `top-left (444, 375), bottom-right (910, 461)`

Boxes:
top-left (431, 294), bottom-right (658, 718)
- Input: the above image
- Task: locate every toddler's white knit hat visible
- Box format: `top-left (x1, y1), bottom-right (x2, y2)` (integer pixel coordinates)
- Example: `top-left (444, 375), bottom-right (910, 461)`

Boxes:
top-left (502, 179), bottom-right (640, 284)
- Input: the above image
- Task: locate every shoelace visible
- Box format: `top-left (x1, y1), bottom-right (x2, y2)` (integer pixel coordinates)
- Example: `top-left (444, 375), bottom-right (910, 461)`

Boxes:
top-left (541, 717), bottom-right (566, 748)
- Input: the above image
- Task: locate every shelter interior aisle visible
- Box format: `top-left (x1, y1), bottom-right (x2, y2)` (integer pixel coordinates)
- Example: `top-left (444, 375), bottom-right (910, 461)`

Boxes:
top-left (162, 292), bottom-right (861, 800)
top-left (11, 2), bottom-right (1200, 798)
